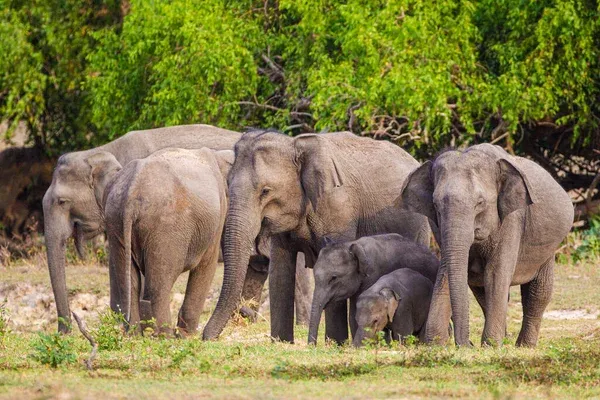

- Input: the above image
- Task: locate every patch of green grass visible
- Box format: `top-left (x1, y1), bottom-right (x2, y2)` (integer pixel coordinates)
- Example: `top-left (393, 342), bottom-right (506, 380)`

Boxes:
top-left (0, 236), bottom-right (599, 398)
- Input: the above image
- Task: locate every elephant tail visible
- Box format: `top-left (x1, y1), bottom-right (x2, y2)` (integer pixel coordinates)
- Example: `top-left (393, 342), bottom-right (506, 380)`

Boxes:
top-left (122, 203), bottom-right (135, 325)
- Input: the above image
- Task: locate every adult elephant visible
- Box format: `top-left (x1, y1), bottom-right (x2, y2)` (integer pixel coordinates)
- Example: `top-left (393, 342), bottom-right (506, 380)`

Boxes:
top-left (202, 130), bottom-right (430, 343)
top-left (401, 144), bottom-right (573, 347)
top-left (43, 125), bottom-right (242, 333)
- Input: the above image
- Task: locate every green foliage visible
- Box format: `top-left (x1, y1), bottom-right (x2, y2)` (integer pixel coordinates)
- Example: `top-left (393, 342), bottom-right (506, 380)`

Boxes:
top-left (572, 216), bottom-right (600, 262)
top-left (93, 308), bottom-right (126, 351)
top-left (87, 0), bottom-right (263, 140)
top-left (30, 331), bottom-right (77, 368)
top-left (1, 0), bottom-right (599, 166)
top-left (0, 0), bottom-right (122, 153)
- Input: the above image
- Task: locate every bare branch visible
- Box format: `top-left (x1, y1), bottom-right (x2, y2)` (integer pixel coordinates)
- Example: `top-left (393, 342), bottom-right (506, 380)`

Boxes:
top-left (72, 312), bottom-right (97, 371)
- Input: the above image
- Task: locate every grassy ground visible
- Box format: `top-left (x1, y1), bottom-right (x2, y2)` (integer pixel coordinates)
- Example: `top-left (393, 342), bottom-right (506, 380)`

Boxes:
top-left (0, 249), bottom-right (599, 399)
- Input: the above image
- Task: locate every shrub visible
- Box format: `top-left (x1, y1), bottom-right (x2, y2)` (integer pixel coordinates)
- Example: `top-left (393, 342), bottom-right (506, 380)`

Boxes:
top-left (30, 332), bottom-right (77, 368)
top-left (93, 309), bottom-right (127, 351)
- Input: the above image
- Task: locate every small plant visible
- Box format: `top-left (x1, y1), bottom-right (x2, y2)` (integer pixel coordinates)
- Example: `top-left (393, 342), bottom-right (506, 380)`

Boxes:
top-left (93, 309), bottom-right (127, 351)
top-left (30, 332), bottom-right (77, 368)
top-left (169, 340), bottom-right (199, 368)
top-left (403, 335), bottom-right (419, 347)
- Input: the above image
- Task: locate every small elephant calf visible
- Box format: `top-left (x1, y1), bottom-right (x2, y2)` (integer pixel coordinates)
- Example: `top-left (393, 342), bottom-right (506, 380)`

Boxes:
top-left (353, 268), bottom-right (433, 347)
top-left (308, 233), bottom-right (440, 344)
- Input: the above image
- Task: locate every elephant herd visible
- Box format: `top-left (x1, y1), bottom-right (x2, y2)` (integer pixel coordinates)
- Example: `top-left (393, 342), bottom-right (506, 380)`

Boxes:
top-left (42, 124), bottom-right (574, 348)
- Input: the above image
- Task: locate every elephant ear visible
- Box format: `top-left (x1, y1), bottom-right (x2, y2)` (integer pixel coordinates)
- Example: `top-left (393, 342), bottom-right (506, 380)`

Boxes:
top-left (86, 151), bottom-right (122, 206)
top-left (349, 241), bottom-right (374, 278)
top-left (213, 150), bottom-right (235, 183)
top-left (380, 288), bottom-right (400, 323)
top-left (401, 161), bottom-right (437, 226)
top-left (294, 134), bottom-right (345, 211)
top-left (497, 158), bottom-right (538, 221)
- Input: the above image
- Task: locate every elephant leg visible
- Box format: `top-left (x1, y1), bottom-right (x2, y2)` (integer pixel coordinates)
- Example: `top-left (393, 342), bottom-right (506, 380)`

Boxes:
top-left (481, 216), bottom-right (522, 347)
top-left (269, 237), bottom-right (297, 342)
top-left (472, 285), bottom-right (511, 339)
top-left (516, 257), bottom-right (554, 347)
top-left (240, 255), bottom-right (269, 321)
top-left (470, 285), bottom-right (486, 317)
top-left (178, 253), bottom-right (219, 335)
top-left (128, 266), bottom-right (142, 332)
top-left (108, 233), bottom-right (141, 331)
top-left (325, 300), bottom-right (349, 345)
top-left (349, 295), bottom-right (358, 339)
top-left (144, 258), bottom-right (179, 335)
top-left (294, 253), bottom-right (312, 326)
top-left (424, 267), bottom-right (452, 344)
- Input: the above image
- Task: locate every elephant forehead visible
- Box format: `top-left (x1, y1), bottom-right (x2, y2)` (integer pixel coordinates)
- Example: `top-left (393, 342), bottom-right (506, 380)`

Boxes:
top-left (54, 163), bottom-right (88, 184)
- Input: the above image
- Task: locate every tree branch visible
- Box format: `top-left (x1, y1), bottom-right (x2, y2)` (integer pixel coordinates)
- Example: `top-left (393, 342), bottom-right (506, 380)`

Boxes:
top-left (72, 312), bottom-right (97, 371)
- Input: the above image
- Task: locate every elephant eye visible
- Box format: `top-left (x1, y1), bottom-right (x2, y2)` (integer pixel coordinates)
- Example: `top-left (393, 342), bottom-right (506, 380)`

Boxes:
top-left (329, 275), bottom-right (337, 284)
top-left (260, 187), bottom-right (271, 198)
top-left (58, 198), bottom-right (69, 206)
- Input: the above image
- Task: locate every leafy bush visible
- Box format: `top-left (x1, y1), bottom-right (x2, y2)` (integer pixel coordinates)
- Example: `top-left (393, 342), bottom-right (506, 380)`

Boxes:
top-left (571, 217), bottom-right (600, 262)
top-left (30, 332), bottom-right (77, 368)
top-left (93, 309), bottom-right (127, 351)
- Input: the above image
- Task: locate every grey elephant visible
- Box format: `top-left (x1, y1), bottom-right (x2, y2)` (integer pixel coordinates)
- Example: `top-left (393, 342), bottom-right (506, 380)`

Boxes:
top-left (353, 268), bottom-right (433, 347)
top-left (308, 233), bottom-right (439, 344)
top-left (104, 147), bottom-right (233, 335)
top-left (43, 124), bottom-right (241, 332)
top-left (43, 124), bottom-right (311, 333)
top-left (202, 131), bottom-right (431, 344)
top-left (401, 143), bottom-right (573, 347)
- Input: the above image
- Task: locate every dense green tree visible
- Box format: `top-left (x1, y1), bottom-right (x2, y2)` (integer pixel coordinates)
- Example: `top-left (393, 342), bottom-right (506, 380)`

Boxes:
top-left (1, 0), bottom-right (599, 211)
top-left (0, 0), bottom-right (122, 153)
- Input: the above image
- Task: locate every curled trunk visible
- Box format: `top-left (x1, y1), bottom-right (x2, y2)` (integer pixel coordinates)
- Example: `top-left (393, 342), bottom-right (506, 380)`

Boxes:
top-left (308, 292), bottom-right (326, 344)
top-left (352, 328), bottom-right (367, 347)
top-left (203, 205), bottom-right (261, 340)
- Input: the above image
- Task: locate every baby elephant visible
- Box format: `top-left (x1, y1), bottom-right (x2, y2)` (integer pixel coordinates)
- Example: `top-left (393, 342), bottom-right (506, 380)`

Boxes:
top-left (104, 147), bottom-right (233, 336)
top-left (353, 268), bottom-right (433, 347)
top-left (308, 233), bottom-right (439, 344)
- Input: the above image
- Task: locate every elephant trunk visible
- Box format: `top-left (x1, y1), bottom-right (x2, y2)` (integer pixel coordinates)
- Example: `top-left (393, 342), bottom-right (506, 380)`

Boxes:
top-left (441, 214), bottom-right (474, 347)
top-left (43, 202), bottom-right (73, 333)
top-left (308, 290), bottom-right (328, 344)
top-left (203, 203), bottom-right (261, 340)
top-left (352, 327), bottom-right (367, 347)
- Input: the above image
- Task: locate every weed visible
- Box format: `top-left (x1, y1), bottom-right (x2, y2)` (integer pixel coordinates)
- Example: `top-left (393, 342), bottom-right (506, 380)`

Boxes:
top-left (30, 332), bottom-right (77, 368)
top-left (93, 309), bottom-right (127, 351)
top-left (403, 335), bottom-right (419, 347)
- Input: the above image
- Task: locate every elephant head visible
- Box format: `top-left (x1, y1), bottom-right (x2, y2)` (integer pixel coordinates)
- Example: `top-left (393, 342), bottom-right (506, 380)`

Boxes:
top-left (202, 131), bottom-right (346, 340)
top-left (353, 288), bottom-right (399, 347)
top-left (307, 239), bottom-right (375, 344)
top-left (43, 150), bottom-right (121, 332)
top-left (401, 144), bottom-right (538, 346)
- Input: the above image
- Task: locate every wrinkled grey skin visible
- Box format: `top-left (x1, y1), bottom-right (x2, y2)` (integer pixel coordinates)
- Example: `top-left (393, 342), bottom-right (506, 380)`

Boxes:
top-left (353, 268), bottom-right (433, 347)
top-left (104, 148), bottom-right (233, 335)
top-left (308, 233), bottom-right (439, 344)
top-left (401, 144), bottom-right (574, 347)
top-left (203, 131), bottom-right (430, 343)
top-left (43, 125), bottom-right (242, 332)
